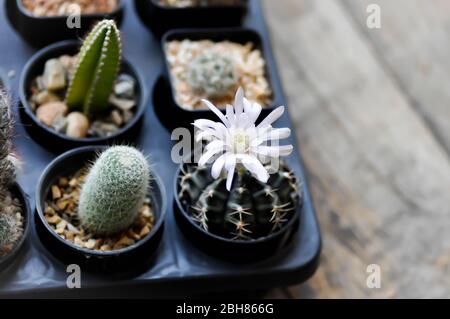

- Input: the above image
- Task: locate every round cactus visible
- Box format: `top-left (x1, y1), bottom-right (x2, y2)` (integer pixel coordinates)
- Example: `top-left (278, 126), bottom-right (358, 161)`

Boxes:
top-left (187, 50), bottom-right (237, 98)
top-left (0, 213), bottom-right (21, 249)
top-left (78, 146), bottom-right (150, 236)
top-left (179, 162), bottom-right (301, 240)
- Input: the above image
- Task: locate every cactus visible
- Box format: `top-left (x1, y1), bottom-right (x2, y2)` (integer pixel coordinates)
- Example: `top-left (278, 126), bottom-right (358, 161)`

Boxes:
top-left (179, 162), bottom-right (301, 240)
top-left (0, 90), bottom-right (16, 192)
top-left (187, 50), bottom-right (237, 98)
top-left (65, 19), bottom-right (122, 118)
top-left (0, 214), bottom-right (21, 249)
top-left (78, 146), bottom-right (150, 236)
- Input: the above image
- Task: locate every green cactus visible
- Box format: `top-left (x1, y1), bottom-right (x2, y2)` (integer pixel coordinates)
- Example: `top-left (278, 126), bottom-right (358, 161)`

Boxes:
top-left (65, 19), bottom-right (122, 118)
top-left (187, 50), bottom-right (237, 98)
top-left (0, 90), bottom-right (16, 192)
top-left (78, 146), bottom-right (150, 236)
top-left (179, 162), bottom-right (301, 240)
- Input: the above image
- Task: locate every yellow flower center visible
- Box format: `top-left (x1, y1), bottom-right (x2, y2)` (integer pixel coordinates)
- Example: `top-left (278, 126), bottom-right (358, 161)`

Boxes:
top-left (232, 130), bottom-right (250, 154)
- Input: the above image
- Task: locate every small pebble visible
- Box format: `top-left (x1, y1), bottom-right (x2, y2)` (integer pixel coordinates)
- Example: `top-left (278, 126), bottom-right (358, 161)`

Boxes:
top-left (66, 112), bottom-right (89, 138)
top-left (36, 102), bottom-right (68, 126)
top-left (42, 59), bottom-right (66, 91)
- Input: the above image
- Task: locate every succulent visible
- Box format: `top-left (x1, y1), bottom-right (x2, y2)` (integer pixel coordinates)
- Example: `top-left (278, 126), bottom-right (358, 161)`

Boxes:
top-left (0, 90), bottom-right (16, 193)
top-left (178, 163), bottom-right (301, 240)
top-left (0, 214), bottom-right (21, 250)
top-left (187, 50), bottom-right (237, 98)
top-left (78, 146), bottom-right (150, 236)
top-left (65, 19), bottom-right (122, 118)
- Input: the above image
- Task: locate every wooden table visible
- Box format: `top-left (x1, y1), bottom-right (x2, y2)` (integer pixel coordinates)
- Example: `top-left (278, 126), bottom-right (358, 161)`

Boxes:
top-left (262, 0), bottom-right (450, 298)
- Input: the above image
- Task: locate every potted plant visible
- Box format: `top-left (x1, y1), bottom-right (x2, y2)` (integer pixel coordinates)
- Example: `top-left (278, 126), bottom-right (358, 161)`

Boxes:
top-left (0, 88), bottom-right (31, 271)
top-left (174, 88), bottom-right (303, 262)
top-left (20, 19), bottom-right (147, 153)
top-left (135, 0), bottom-right (248, 38)
top-left (5, 0), bottom-right (124, 47)
top-left (35, 145), bottom-right (166, 273)
top-left (155, 28), bottom-right (282, 129)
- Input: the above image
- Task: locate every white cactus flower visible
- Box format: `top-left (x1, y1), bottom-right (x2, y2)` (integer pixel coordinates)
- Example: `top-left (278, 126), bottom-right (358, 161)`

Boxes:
top-left (194, 87), bottom-right (293, 191)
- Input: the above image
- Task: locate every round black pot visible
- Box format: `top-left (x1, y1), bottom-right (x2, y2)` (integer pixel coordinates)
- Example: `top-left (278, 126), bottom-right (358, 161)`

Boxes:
top-left (35, 146), bottom-right (166, 274)
top-left (0, 183), bottom-right (31, 272)
top-left (155, 28), bottom-right (282, 129)
top-left (173, 164), bottom-right (301, 263)
top-left (134, 0), bottom-right (248, 38)
top-left (5, 0), bottom-right (124, 48)
top-left (20, 40), bottom-right (147, 154)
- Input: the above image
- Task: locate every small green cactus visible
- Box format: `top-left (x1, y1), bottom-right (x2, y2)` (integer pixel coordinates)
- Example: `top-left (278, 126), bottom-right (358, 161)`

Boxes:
top-left (65, 19), bottom-right (122, 118)
top-left (78, 146), bottom-right (150, 236)
top-left (179, 162), bottom-right (301, 240)
top-left (187, 50), bottom-right (237, 98)
top-left (0, 90), bottom-right (16, 192)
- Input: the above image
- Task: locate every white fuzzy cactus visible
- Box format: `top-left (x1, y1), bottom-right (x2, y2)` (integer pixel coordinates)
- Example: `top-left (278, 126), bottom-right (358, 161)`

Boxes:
top-left (78, 146), bottom-right (150, 236)
top-left (0, 213), bottom-right (21, 249)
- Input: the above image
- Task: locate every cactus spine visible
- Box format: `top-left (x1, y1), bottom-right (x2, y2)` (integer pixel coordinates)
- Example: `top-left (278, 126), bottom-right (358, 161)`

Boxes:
top-left (187, 50), bottom-right (237, 98)
top-left (179, 162), bottom-right (301, 240)
top-left (0, 89), bottom-right (23, 254)
top-left (78, 146), bottom-right (150, 236)
top-left (65, 19), bottom-right (122, 118)
top-left (0, 90), bottom-right (16, 193)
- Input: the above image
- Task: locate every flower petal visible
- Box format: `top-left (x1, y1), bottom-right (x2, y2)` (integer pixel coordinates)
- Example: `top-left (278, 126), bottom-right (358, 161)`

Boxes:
top-left (239, 154), bottom-right (269, 183)
top-left (255, 145), bottom-right (293, 157)
top-left (211, 153), bottom-right (227, 179)
top-left (253, 128), bottom-right (291, 145)
top-left (199, 146), bottom-right (223, 166)
top-left (234, 87), bottom-right (244, 116)
top-left (193, 119), bottom-right (217, 130)
top-left (225, 154), bottom-right (236, 191)
top-left (257, 106), bottom-right (285, 129)
top-left (202, 99), bottom-right (230, 127)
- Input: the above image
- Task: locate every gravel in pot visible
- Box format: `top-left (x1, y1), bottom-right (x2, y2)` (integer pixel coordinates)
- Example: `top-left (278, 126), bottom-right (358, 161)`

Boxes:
top-left (19, 20), bottom-right (147, 153)
top-left (155, 28), bottom-right (283, 128)
top-left (35, 146), bottom-right (166, 273)
top-left (0, 88), bottom-right (31, 271)
top-left (134, 0), bottom-right (248, 38)
top-left (6, 0), bottom-right (124, 47)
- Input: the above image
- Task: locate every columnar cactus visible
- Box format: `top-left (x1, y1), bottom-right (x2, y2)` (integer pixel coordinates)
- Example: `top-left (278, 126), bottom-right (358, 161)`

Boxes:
top-left (187, 51), bottom-right (237, 98)
top-left (65, 19), bottom-right (122, 118)
top-left (179, 162), bottom-right (301, 240)
top-left (0, 90), bottom-right (16, 193)
top-left (78, 146), bottom-right (150, 236)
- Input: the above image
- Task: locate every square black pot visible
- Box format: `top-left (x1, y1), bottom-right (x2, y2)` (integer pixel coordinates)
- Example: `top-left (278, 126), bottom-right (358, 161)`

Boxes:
top-left (155, 28), bottom-right (283, 129)
top-left (5, 0), bottom-right (124, 48)
top-left (134, 0), bottom-right (248, 38)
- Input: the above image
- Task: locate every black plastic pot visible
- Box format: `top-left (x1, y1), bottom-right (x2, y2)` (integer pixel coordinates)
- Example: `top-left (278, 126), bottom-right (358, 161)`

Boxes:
top-left (35, 146), bottom-right (166, 274)
top-left (19, 40), bottom-right (147, 154)
top-left (173, 164), bottom-right (302, 263)
top-left (155, 28), bottom-right (283, 129)
top-left (0, 183), bottom-right (31, 272)
top-left (5, 0), bottom-right (124, 48)
top-left (135, 0), bottom-right (248, 38)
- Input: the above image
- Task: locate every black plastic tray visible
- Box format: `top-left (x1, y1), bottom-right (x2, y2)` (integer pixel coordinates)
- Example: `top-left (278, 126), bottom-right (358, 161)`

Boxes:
top-left (0, 0), bottom-right (321, 298)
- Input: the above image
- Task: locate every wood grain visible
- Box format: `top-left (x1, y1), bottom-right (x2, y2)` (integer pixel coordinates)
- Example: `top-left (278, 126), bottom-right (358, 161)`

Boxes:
top-left (262, 0), bottom-right (450, 298)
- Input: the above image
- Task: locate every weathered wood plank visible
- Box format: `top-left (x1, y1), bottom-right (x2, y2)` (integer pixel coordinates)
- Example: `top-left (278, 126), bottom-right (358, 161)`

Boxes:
top-left (261, 0), bottom-right (450, 298)
top-left (342, 0), bottom-right (450, 156)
